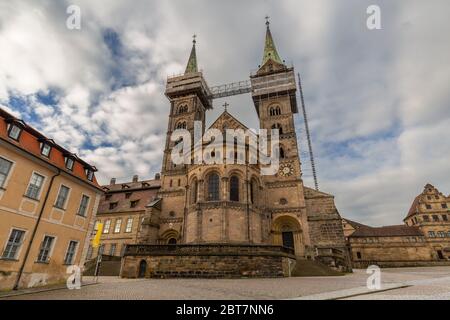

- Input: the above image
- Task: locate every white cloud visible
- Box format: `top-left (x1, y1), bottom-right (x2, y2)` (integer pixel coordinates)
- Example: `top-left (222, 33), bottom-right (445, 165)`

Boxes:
top-left (0, 0), bottom-right (449, 227)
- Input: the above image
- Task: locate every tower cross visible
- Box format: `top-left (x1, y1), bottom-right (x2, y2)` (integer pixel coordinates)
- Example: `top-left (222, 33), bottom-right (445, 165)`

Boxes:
top-left (192, 34), bottom-right (197, 44)
top-left (222, 102), bottom-right (229, 111)
top-left (265, 15), bottom-right (270, 26)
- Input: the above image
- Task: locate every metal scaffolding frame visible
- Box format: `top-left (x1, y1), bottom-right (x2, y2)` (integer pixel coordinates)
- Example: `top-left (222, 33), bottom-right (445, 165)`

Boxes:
top-left (206, 72), bottom-right (319, 190)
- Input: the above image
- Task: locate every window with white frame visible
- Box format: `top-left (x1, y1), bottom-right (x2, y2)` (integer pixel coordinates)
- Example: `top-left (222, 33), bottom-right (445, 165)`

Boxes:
top-left (65, 157), bottom-right (74, 171)
top-left (8, 124), bottom-right (22, 140)
top-left (114, 219), bottom-right (122, 233)
top-left (0, 157), bottom-right (13, 188)
top-left (41, 143), bottom-right (52, 157)
top-left (103, 219), bottom-right (111, 234)
top-left (37, 235), bottom-right (55, 262)
top-left (77, 195), bottom-right (90, 217)
top-left (55, 185), bottom-right (70, 209)
top-left (2, 229), bottom-right (25, 260)
top-left (86, 169), bottom-right (94, 181)
top-left (125, 218), bottom-right (133, 233)
top-left (25, 172), bottom-right (45, 199)
top-left (64, 241), bottom-right (78, 265)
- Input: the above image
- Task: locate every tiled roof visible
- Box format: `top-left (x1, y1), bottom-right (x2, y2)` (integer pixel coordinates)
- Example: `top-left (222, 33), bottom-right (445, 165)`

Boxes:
top-left (98, 178), bottom-right (161, 214)
top-left (102, 179), bottom-right (161, 192)
top-left (405, 195), bottom-right (421, 219)
top-left (350, 225), bottom-right (423, 238)
top-left (343, 218), bottom-right (370, 229)
top-left (0, 108), bottom-right (101, 189)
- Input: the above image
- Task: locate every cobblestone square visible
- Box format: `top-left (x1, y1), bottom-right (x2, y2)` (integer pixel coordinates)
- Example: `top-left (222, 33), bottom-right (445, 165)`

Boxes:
top-left (2, 267), bottom-right (450, 300)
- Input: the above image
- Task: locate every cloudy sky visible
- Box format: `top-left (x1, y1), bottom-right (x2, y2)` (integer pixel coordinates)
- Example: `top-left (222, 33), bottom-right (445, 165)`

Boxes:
top-left (1, 0), bottom-right (449, 226)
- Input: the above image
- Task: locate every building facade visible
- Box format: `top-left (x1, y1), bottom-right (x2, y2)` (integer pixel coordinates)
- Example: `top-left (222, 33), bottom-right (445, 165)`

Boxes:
top-left (120, 21), bottom-right (351, 278)
top-left (0, 108), bottom-right (103, 290)
top-left (345, 184), bottom-right (450, 268)
top-left (87, 175), bottom-right (160, 259)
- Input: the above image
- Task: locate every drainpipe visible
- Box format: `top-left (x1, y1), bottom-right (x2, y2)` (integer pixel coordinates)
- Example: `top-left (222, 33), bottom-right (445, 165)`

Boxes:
top-left (13, 169), bottom-right (61, 290)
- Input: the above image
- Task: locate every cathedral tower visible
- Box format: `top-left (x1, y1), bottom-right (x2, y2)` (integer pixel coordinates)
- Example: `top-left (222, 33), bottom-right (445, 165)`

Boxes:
top-left (158, 37), bottom-right (212, 243)
top-left (250, 19), bottom-right (310, 256)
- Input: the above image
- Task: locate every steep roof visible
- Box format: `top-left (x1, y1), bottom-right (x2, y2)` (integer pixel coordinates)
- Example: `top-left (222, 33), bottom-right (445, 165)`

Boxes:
top-left (184, 37), bottom-right (198, 74)
top-left (405, 194), bottom-right (421, 219)
top-left (98, 178), bottom-right (161, 214)
top-left (208, 110), bottom-right (250, 132)
top-left (350, 225), bottom-right (423, 238)
top-left (303, 186), bottom-right (334, 199)
top-left (342, 218), bottom-right (370, 230)
top-left (261, 20), bottom-right (283, 66)
top-left (0, 108), bottom-right (101, 190)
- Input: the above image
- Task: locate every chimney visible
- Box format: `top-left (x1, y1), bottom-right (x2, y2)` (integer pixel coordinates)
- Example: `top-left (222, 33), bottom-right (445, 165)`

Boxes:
top-left (132, 175), bottom-right (139, 183)
top-left (155, 173), bottom-right (161, 180)
top-left (110, 178), bottom-right (116, 185)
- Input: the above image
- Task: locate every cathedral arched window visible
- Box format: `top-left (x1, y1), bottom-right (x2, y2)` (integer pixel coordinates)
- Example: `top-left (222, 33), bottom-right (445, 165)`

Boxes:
top-left (271, 123), bottom-right (283, 134)
top-left (269, 105), bottom-right (281, 116)
top-left (178, 104), bottom-right (188, 114)
top-left (176, 121), bottom-right (187, 129)
top-left (275, 106), bottom-right (281, 115)
top-left (230, 176), bottom-right (239, 202)
top-left (207, 173), bottom-right (220, 201)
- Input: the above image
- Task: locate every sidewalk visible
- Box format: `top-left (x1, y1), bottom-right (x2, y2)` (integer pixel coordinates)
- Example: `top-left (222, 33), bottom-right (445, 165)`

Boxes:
top-left (0, 280), bottom-right (98, 299)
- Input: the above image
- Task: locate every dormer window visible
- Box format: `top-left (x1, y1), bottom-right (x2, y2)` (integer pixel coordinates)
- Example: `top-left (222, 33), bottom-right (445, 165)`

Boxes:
top-left (8, 124), bottom-right (22, 140)
top-left (41, 143), bottom-right (52, 157)
top-left (86, 169), bottom-right (94, 181)
top-left (65, 157), bottom-right (74, 171)
top-left (130, 200), bottom-right (140, 208)
top-left (109, 202), bottom-right (118, 210)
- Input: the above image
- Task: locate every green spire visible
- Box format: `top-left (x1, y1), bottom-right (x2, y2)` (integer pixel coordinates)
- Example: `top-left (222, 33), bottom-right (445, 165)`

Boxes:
top-left (261, 17), bottom-right (283, 66)
top-left (184, 35), bottom-right (198, 74)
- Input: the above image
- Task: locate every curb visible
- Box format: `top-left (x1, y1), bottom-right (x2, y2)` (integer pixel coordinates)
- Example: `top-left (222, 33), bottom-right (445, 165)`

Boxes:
top-left (288, 283), bottom-right (410, 300)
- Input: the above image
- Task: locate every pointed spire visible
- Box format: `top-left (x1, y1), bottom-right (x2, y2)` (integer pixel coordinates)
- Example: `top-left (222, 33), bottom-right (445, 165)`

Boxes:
top-left (261, 16), bottom-right (283, 66)
top-left (185, 35), bottom-right (198, 74)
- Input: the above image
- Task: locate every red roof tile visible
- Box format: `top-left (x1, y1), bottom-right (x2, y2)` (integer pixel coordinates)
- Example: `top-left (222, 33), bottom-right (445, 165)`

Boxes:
top-left (350, 225), bottom-right (423, 238)
top-left (0, 108), bottom-right (101, 190)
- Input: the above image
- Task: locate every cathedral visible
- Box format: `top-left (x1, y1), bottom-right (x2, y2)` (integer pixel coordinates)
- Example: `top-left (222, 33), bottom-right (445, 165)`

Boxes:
top-left (120, 21), bottom-right (351, 278)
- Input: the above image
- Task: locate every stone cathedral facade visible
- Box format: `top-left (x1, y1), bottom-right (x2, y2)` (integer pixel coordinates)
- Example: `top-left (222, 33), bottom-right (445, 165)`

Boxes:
top-left (121, 22), bottom-right (351, 278)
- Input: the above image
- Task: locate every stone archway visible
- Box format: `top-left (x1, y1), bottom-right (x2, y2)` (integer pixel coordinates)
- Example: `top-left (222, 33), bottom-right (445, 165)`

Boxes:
top-left (160, 229), bottom-right (180, 244)
top-left (272, 215), bottom-right (304, 257)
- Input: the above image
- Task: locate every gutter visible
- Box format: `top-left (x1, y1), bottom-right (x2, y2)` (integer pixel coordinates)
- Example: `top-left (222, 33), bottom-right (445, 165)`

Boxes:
top-left (13, 169), bottom-right (61, 290)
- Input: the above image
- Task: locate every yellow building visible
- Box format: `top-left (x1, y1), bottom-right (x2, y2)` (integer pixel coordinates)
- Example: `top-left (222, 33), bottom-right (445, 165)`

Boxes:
top-left (0, 108), bottom-right (103, 290)
top-left (86, 175), bottom-right (161, 260)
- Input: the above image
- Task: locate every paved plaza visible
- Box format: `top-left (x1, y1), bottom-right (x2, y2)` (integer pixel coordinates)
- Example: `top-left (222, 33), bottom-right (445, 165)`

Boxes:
top-left (2, 267), bottom-right (450, 300)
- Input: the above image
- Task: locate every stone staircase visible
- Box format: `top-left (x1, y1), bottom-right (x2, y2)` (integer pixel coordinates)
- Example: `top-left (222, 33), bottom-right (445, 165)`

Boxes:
top-left (291, 259), bottom-right (346, 277)
top-left (83, 255), bottom-right (122, 276)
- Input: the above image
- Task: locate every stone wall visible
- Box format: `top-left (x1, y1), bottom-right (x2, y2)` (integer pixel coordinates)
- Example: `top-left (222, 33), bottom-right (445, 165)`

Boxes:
top-left (120, 244), bottom-right (296, 278)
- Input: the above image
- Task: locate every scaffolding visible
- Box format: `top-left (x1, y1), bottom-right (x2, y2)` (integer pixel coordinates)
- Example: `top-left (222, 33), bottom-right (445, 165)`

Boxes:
top-left (188, 70), bottom-right (318, 190)
top-left (209, 80), bottom-right (252, 99)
